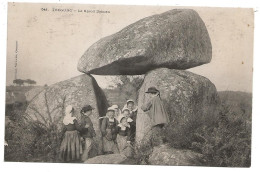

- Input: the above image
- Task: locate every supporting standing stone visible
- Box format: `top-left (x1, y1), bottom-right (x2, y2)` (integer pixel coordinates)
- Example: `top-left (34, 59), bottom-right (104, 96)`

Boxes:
top-left (25, 74), bottom-right (109, 156)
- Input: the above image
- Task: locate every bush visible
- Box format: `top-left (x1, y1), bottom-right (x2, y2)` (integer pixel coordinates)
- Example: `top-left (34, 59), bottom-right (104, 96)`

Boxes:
top-left (5, 103), bottom-right (34, 161)
top-left (164, 110), bottom-right (212, 149)
top-left (191, 102), bottom-right (251, 167)
top-left (29, 122), bottom-right (63, 162)
top-left (163, 96), bottom-right (251, 167)
top-left (5, 103), bottom-right (63, 162)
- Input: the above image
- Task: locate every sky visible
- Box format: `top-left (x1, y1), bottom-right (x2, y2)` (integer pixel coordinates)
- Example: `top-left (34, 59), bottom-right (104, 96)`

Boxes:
top-left (6, 3), bottom-right (254, 92)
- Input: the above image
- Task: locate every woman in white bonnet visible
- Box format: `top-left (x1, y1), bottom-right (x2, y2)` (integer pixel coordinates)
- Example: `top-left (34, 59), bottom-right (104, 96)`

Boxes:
top-left (60, 105), bottom-right (82, 162)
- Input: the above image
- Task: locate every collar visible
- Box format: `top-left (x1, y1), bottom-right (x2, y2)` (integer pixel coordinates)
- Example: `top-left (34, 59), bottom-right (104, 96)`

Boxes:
top-left (118, 123), bottom-right (130, 130)
top-left (63, 116), bottom-right (76, 125)
top-left (127, 117), bottom-right (133, 123)
top-left (108, 118), bottom-right (115, 122)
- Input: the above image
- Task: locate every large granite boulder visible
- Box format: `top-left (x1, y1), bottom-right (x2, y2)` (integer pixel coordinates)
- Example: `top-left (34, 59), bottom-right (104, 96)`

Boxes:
top-left (25, 86), bottom-right (45, 102)
top-left (136, 68), bottom-right (220, 145)
top-left (78, 9), bottom-right (212, 75)
top-left (84, 154), bottom-right (127, 164)
top-left (25, 74), bottom-right (108, 155)
top-left (149, 144), bottom-right (204, 166)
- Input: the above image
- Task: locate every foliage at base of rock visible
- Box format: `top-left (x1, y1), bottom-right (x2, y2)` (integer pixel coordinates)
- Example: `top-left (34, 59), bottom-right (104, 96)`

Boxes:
top-left (5, 102), bottom-right (62, 162)
top-left (190, 98), bottom-right (251, 167)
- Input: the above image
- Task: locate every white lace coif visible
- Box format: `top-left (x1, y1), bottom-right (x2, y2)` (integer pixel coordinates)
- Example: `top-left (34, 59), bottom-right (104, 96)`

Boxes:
top-left (63, 105), bottom-right (76, 125)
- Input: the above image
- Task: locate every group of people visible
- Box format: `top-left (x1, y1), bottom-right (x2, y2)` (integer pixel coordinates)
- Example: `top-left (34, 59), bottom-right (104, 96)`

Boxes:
top-left (59, 87), bottom-right (169, 163)
top-left (100, 99), bottom-right (138, 157)
top-left (60, 104), bottom-right (96, 162)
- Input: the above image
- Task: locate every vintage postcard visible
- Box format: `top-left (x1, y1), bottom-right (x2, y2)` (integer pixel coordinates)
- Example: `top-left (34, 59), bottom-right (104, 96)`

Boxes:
top-left (5, 2), bottom-right (253, 167)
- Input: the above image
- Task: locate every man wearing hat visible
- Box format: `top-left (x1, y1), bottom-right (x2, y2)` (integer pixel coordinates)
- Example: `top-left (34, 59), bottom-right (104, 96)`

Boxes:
top-left (80, 105), bottom-right (96, 161)
top-left (141, 87), bottom-right (170, 146)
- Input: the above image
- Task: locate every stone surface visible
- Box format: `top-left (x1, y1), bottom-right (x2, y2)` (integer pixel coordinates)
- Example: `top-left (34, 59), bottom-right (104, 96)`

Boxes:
top-left (78, 9), bottom-right (212, 75)
top-left (149, 144), bottom-right (204, 166)
top-left (84, 154), bottom-right (127, 164)
top-left (136, 68), bottom-right (220, 143)
top-left (25, 86), bottom-right (45, 102)
top-left (25, 74), bottom-right (108, 155)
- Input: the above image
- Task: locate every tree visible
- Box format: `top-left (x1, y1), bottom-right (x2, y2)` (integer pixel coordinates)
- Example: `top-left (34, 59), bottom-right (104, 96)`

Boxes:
top-left (13, 79), bottom-right (37, 86)
top-left (30, 80), bottom-right (37, 85)
top-left (24, 79), bottom-right (31, 86)
top-left (13, 79), bottom-right (24, 86)
top-left (24, 79), bottom-right (37, 86)
top-left (113, 76), bottom-right (144, 102)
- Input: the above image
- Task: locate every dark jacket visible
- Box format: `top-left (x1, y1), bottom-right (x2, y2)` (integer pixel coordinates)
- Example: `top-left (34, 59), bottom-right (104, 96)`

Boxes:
top-left (117, 126), bottom-right (131, 141)
top-left (141, 96), bottom-right (170, 126)
top-left (101, 118), bottom-right (118, 141)
top-left (127, 117), bottom-right (136, 142)
top-left (129, 110), bottom-right (137, 123)
top-left (80, 115), bottom-right (96, 138)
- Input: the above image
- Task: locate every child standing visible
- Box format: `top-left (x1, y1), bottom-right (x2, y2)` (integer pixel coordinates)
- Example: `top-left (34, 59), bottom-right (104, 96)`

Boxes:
top-left (122, 108), bottom-right (135, 142)
top-left (125, 100), bottom-right (137, 141)
top-left (101, 107), bottom-right (119, 154)
top-left (116, 115), bottom-right (133, 157)
top-left (80, 105), bottom-right (96, 162)
top-left (111, 104), bottom-right (121, 120)
top-left (60, 105), bottom-right (82, 162)
top-left (124, 100), bottom-right (138, 122)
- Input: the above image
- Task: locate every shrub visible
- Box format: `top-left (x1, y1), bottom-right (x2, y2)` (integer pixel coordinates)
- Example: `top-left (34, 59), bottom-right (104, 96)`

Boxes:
top-left (163, 95), bottom-right (251, 167)
top-left (164, 110), bottom-right (212, 149)
top-left (5, 102), bottom-right (63, 162)
top-left (191, 102), bottom-right (251, 167)
top-left (5, 103), bottom-right (35, 161)
top-left (29, 122), bottom-right (63, 162)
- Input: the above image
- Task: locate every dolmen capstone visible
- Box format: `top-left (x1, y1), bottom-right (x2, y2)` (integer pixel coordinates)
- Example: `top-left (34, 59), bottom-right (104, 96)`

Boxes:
top-left (25, 74), bottom-right (108, 155)
top-left (77, 9), bottom-right (212, 75)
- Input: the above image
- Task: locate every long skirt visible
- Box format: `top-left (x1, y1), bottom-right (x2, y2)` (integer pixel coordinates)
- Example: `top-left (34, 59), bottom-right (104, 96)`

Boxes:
top-left (60, 130), bottom-right (82, 162)
top-left (117, 135), bottom-right (133, 157)
top-left (102, 137), bottom-right (119, 154)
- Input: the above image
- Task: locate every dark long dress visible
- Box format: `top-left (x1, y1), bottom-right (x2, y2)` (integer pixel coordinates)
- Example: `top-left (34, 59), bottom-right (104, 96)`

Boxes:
top-left (60, 119), bottom-right (82, 162)
top-left (129, 110), bottom-right (137, 142)
top-left (101, 118), bottom-right (119, 153)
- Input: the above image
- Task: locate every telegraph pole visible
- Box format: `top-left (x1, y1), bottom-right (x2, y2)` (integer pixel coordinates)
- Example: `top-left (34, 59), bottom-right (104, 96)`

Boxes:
top-left (14, 41), bottom-right (18, 80)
